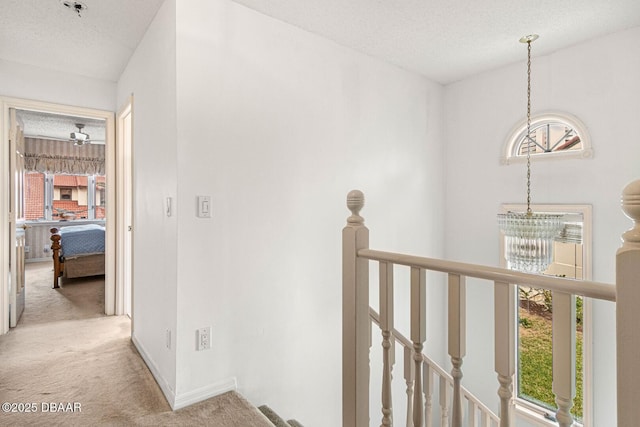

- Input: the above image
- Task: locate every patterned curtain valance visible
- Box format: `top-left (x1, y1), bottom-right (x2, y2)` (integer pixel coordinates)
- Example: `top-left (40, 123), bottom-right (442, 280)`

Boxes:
top-left (23, 137), bottom-right (105, 175)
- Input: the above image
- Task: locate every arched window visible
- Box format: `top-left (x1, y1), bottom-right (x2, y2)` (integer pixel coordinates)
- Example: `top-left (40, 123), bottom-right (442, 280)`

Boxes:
top-left (501, 112), bottom-right (592, 164)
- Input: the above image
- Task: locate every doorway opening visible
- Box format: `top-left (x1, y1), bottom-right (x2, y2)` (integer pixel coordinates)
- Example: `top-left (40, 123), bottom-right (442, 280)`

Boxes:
top-left (1, 97), bottom-right (120, 333)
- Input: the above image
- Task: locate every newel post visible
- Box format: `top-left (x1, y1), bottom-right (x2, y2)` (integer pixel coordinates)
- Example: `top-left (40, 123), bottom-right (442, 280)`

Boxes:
top-left (343, 190), bottom-right (370, 427)
top-left (617, 179), bottom-right (640, 427)
top-left (50, 228), bottom-right (62, 289)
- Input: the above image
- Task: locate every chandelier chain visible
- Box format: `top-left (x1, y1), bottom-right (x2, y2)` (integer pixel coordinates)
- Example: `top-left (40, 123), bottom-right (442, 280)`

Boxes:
top-left (526, 39), bottom-right (532, 215)
top-left (497, 34), bottom-right (563, 274)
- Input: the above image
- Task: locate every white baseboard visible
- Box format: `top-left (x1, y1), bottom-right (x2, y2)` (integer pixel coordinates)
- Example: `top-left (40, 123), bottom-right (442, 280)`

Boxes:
top-left (131, 334), bottom-right (237, 411)
top-left (26, 257), bottom-right (51, 263)
top-left (131, 334), bottom-right (176, 407)
top-left (173, 377), bottom-right (238, 410)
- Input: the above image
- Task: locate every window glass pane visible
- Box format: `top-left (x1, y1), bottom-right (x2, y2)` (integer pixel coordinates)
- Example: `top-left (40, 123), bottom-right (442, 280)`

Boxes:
top-left (53, 174), bottom-right (88, 220)
top-left (502, 112), bottom-right (592, 164)
top-left (25, 173), bottom-right (103, 221)
top-left (60, 187), bottom-right (73, 200)
top-left (515, 121), bottom-right (583, 156)
top-left (25, 172), bottom-right (45, 220)
top-left (95, 175), bottom-right (106, 219)
top-left (517, 239), bottom-right (584, 421)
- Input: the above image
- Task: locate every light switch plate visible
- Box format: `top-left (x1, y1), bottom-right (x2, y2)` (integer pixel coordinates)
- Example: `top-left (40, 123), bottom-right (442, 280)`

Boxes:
top-left (197, 196), bottom-right (211, 218)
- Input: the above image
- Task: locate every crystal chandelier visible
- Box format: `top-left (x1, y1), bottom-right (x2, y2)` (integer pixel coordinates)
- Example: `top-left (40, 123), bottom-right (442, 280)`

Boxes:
top-left (497, 35), bottom-right (563, 273)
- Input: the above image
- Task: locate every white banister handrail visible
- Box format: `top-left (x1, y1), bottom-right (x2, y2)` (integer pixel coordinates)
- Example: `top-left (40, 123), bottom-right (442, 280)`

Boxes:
top-left (358, 248), bottom-right (616, 302)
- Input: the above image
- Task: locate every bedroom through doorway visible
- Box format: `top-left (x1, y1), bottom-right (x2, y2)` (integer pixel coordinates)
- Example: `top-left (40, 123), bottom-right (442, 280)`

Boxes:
top-left (1, 97), bottom-right (124, 334)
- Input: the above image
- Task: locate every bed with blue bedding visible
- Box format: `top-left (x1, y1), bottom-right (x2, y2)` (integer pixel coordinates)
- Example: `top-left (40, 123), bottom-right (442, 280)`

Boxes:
top-left (50, 223), bottom-right (105, 288)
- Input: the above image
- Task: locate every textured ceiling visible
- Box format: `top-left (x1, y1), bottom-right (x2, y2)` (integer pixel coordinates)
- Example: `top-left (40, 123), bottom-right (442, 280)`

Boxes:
top-left (2, 0), bottom-right (640, 86)
top-left (16, 110), bottom-right (106, 144)
top-left (2, 0), bottom-right (640, 85)
top-left (1, 0), bottom-right (161, 141)
top-left (0, 0), bottom-right (164, 82)
top-left (231, 0), bottom-right (640, 84)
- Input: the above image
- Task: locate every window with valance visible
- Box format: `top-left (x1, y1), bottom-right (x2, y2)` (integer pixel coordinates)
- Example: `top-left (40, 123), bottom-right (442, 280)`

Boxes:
top-left (23, 137), bottom-right (105, 221)
top-left (23, 137), bottom-right (105, 175)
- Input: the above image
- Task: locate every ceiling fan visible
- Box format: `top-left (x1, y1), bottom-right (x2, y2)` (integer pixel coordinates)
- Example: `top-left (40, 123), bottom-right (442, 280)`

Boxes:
top-left (70, 123), bottom-right (91, 145)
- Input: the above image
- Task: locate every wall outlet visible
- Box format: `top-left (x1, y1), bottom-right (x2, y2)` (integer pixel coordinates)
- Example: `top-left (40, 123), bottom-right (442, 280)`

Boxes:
top-left (196, 326), bottom-right (211, 351)
top-left (24, 246), bottom-right (30, 253)
top-left (43, 245), bottom-right (50, 253)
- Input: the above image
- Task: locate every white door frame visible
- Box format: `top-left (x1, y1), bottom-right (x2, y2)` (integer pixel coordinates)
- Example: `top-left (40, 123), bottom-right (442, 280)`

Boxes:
top-left (0, 97), bottom-right (116, 333)
top-left (116, 96), bottom-right (133, 321)
top-left (9, 107), bottom-right (27, 327)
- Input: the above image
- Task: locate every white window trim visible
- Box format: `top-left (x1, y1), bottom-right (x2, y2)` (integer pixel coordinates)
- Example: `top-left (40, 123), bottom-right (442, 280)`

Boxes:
top-left (499, 203), bottom-right (593, 427)
top-left (500, 111), bottom-right (593, 165)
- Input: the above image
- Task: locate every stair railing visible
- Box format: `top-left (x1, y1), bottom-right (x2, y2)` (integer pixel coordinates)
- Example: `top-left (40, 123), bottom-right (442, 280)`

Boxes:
top-left (369, 308), bottom-right (500, 427)
top-left (342, 179), bottom-right (640, 427)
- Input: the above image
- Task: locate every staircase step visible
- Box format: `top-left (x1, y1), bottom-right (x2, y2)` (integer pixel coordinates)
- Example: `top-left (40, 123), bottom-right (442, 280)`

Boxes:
top-left (258, 405), bottom-right (304, 427)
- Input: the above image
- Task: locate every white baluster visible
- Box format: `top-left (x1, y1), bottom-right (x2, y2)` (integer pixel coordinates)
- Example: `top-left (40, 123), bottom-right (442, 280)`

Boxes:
top-left (481, 411), bottom-right (490, 427)
top-left (439, 376), bottom-right (450, 427)
top-left (405, 345), bottom-right (415, 427)
top-left (552, 291), bottom-right (576, 427)
top-left (411, 267), bottom-right (426, 427)
top-left (380, 262), bottom-right (395, 427)
top-left (468, 400), bottom-right (478, 427)
top-left (617, 179), bottom-right (640, 426)
top-left (494, 281), bottom-right (515, 427)
top-left (423, 363), bottom-right (433, 427)
top-left (448, 274), bottom-right (466, 427)
top-left (343, 190), bottom-right (370, 427)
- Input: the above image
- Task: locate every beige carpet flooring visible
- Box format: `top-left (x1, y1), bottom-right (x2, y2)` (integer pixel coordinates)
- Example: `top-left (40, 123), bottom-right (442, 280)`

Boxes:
top-left (0, 262), bottom-right (273, 427)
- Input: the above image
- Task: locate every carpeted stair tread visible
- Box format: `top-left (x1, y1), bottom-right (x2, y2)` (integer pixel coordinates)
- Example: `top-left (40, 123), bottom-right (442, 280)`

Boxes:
top-left (258, 405), bottom-right (290, 427)
top-left (135, 391), bottom-right (274, 426)
top-left (259, 404), bottom-right (305, 427)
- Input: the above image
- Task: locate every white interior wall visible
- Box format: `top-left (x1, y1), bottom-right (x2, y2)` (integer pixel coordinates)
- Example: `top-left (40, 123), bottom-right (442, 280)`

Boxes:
top-left (0, 59), bottom-right (115, 111)
top-left (116, 0), bottom-right (179, 401)
top-left (172, 0), bottom-right (444, 424)
top-left (443, 26), bottom-right (640, 426)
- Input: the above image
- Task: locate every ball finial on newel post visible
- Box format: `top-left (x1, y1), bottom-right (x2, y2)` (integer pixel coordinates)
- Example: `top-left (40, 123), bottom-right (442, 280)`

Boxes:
top-left (621, 179), bottom-right (640, 248)
top-left (346, 190), bottom-right (365, 225)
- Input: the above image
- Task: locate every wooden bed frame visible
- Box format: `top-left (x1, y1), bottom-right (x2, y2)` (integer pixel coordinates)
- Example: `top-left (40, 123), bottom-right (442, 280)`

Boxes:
top-left (50, 227), bottom-right (105, 289)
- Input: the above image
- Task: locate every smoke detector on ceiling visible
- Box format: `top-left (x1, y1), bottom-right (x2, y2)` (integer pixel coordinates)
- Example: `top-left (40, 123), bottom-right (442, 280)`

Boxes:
top-left (61, 1), bottom-right (87, 17)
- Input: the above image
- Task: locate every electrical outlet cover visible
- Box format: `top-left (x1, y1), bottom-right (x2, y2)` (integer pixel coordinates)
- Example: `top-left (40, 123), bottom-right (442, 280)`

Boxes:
top-left (196, 327), bottom-right (211, 351)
